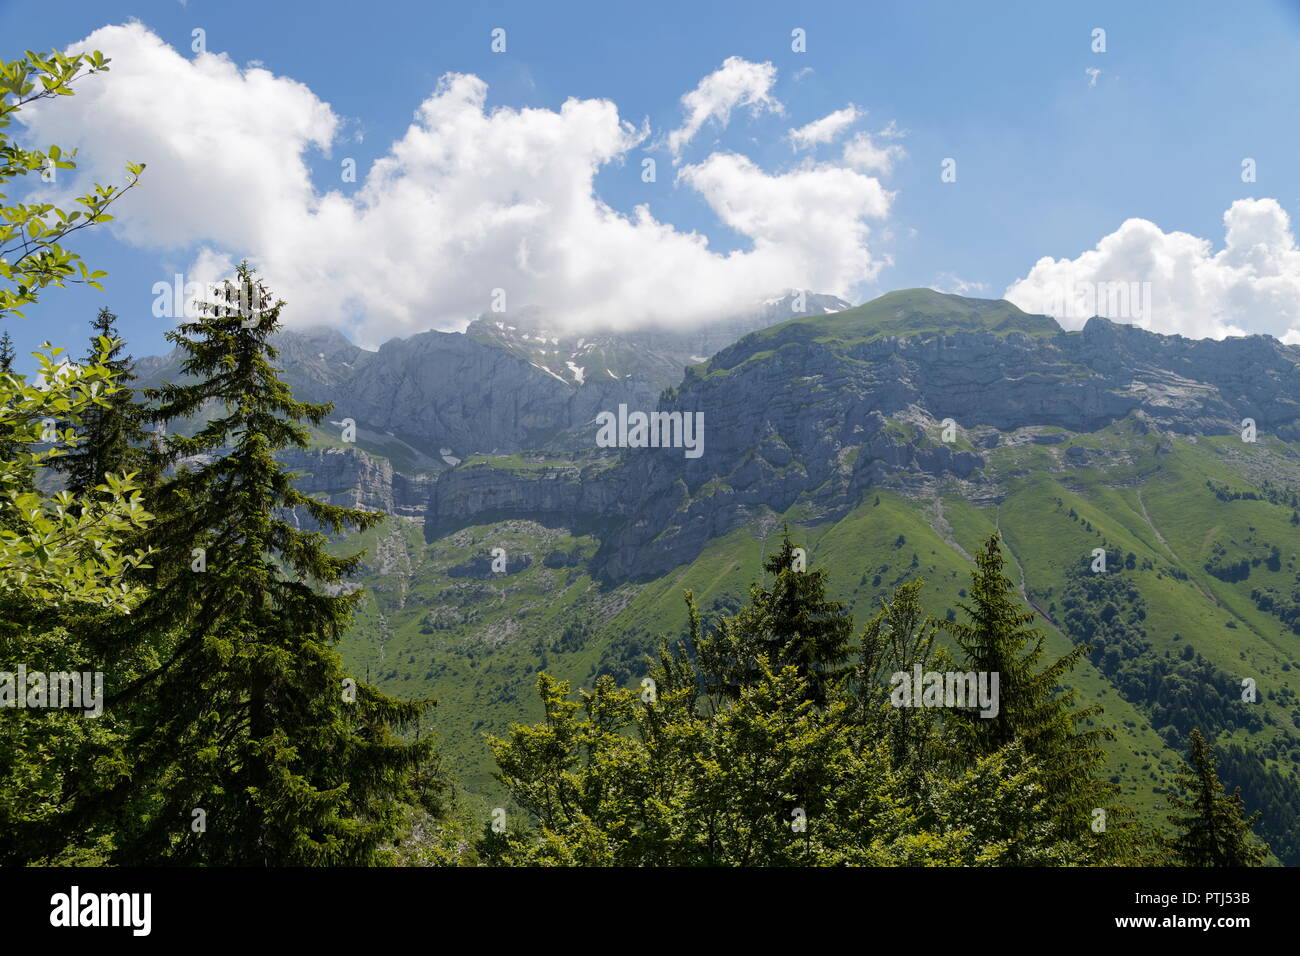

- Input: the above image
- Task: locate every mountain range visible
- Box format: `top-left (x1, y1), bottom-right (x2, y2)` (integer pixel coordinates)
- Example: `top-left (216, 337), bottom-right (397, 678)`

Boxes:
top-left (135, 287), bottom-right (1300, 863)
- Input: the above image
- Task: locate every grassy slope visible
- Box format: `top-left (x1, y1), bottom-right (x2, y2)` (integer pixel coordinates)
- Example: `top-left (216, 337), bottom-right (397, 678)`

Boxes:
top-left (331, 427), bottom-right (1300, 840)
top-left (697, 289), bottom-right (1060, 380)
top-left (324, 290), bottom-right (1299, 840)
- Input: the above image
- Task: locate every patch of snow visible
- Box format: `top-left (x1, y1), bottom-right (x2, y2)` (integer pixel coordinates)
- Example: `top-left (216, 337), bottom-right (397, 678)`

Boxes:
top-left (566, 361), bottom-right (585, 384)
top-left (441, 454), bottom-right (461, 467)
top-left (689, 355), bottom-right (709, 363)
top-left (529, 362), bottom-right (569, 384)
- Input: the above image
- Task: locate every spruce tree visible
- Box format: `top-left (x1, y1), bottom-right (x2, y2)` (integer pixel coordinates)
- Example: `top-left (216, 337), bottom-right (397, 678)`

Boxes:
top-left (93, 264), bottom-right (434, 865)
top-left (695, 532), bottom-right (853, 706)
top-left (939, 532), bottom-right (1115, 839)
top-left (50, 307), bottom-right (146, 500)
top-left (1166, 729), bottom-right (1269, 866)
top-left (855, 579), bottom-right (942, 784)
top-left (0, 330), bottom-right (21, 469)
top-left (0, 328), bottom-right (34, 493)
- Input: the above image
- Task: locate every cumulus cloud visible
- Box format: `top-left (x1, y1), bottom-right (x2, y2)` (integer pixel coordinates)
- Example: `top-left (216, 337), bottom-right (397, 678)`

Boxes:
top-left (789, 105), bottom-right (860, 150)
top-left (841, 124), bottom-right (905, 176)
top-left (19, 25), bottom-right (895, 345)
top-left (1004, 198), bottom-right (1300, 341)
top-left (678, 153), bottom-right (891, 286)
top-left (665, 56), bottom-right (781, 161)
top-left (21, 24), bottom-right (336, 251)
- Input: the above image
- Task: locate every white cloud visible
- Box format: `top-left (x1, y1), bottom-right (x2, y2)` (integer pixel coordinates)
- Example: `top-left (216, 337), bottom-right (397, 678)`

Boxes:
top-left (21, 25), bottom-right (895, 345)
top-left (841, 124), bottom-right (905, 176)
top-left (789, 105), bottom-right (860, 150)
top-left (665, 56), bottom-right (781, 161)
top-left (21, 24), bottom-right (336, 252)
top-left (678, 152), bottom-right (893, 288)
top-left (933, 273), bottom-right (987, 296)
top-left (1004, 198), bottom-right (1300, 341)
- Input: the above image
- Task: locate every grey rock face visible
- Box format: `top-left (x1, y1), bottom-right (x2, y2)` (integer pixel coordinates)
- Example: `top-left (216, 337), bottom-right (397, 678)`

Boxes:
top-left (447, 553), bottom-right (533, 578)
top-left (424, 460), bottom-right (632, 537)
top-left (1066, 317), bottom-right (1300, 433)
top-left (543, 548), bottom-right (583, 568)
top-left (349, 329), bottom-right (668, 454)
top-left (463, 291), bottom-right (853, 390)
top-left (137, 291), bottom-right (1300, 584)
top-left (425, 300), bottom-right (1300, 581)
top-left (278, 447), bottom-right (430, 518)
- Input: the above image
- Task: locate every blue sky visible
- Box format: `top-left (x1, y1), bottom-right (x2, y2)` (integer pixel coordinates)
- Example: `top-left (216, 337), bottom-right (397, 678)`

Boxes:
top-left (4, 0), bottom-right (1300, 365)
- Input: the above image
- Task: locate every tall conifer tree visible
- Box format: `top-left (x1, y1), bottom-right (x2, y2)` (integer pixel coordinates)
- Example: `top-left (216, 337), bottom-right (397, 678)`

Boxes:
top-left (0, 330), bottom-right (21, 470)
top-left (0, 330), bottom-right (14, 378)
top-left (0, 328), bottom-right (35, 496)
top-left (1166, 729), bottom-right (1268, 866)
top-left (50, 307), bottom-right (146, 500)
top-left (939, 532), bottom-right (1115, 839)
top-left (695, 532), bottom-right (853, 707)
top-left (96, 264), bottom-right (434, 865)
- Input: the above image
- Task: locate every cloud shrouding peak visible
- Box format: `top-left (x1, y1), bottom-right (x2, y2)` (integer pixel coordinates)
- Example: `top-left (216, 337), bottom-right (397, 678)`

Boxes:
top-left (19, 26), bottom-right (894, 345)
top-left (1004, 198), bottom-right (1300, 342)
top-left (665, 55), bottom-right (781, 161)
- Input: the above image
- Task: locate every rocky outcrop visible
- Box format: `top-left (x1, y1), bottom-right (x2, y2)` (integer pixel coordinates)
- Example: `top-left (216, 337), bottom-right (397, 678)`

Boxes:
top-left (424, 460), bottom-right (630, 537)
top-left (543, 548), bottom-right (583, 568)
top-left (279, 447), bottom-right (430, 518)
top-left (1065, 317), bottom-right (1300, 434)
top-left (422, 294), bottom-right (1300, 581)
top-left (447, 553), bottom-right (533, 578)
top-left (333, 329), bottom-right (660, 455)
top-left (142, 291), bottom-right (1300, 583)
